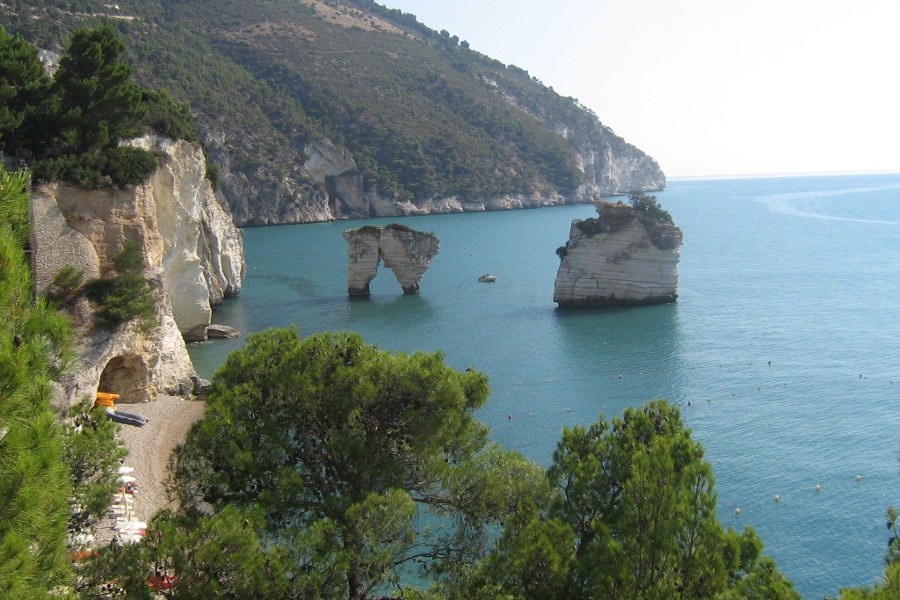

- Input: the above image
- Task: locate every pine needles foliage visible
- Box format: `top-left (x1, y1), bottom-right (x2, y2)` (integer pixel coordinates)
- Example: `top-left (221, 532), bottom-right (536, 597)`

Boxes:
top-left (0, 165), bottom-right (75, 599)
top-left (83, 241), bottom-right (157, 330)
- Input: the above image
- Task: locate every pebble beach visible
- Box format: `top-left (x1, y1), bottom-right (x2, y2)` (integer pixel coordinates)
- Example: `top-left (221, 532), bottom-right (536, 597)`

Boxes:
top-left (97, 394), bottom-right (205, 542)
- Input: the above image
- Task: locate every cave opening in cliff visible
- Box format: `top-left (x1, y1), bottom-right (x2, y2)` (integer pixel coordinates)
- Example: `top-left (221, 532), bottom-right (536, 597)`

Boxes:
top-left (98, 354), bottom-right (151, 403)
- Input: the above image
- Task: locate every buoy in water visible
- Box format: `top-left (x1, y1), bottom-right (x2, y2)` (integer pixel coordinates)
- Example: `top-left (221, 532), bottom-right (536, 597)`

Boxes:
top-left (815, 485), bottom-right (821, 491)
top-left (774, 495), bottom-right (780, 502)
top-left (856, 475), bottom-right (862, 481)
top-left (735, 508), bottom-right (741, 515)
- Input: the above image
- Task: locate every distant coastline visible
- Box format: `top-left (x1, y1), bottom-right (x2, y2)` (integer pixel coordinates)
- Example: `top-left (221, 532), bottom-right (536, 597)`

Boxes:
top-left (669, 169), bottom-right (900, 182)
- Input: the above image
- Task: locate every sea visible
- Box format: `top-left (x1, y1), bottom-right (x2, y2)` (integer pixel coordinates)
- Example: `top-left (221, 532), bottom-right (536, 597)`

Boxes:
top-left (189, 173), bottom-right (900, 599)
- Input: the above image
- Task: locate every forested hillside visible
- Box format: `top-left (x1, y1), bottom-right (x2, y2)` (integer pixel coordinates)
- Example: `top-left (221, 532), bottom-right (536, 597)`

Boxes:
top-left (0, 0), bottom-right (664, 225)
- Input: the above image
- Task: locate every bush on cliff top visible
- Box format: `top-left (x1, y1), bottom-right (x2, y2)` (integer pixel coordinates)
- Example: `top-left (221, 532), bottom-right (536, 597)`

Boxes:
top-left (629, 191), bottom-right (673, 224)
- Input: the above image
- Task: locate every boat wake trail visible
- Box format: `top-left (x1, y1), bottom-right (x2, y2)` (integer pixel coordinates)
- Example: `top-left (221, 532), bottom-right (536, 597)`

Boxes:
top-left (753, 184), bottom-right (900, 225)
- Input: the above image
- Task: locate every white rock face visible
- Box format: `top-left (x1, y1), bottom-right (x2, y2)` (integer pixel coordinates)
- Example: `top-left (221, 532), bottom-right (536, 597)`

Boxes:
top-left (553, 201), bottom-right (682, 306)
top-left (343, 225), bottom-right (439, 296)
top-left (344, 228), bottom-right (383, 296)
top-left (128, 136), bottom-right (245, 340)
top-left (29, 135), bottom-right (246, 407)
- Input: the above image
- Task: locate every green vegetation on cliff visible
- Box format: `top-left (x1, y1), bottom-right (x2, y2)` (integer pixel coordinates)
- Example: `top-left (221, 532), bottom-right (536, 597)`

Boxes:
top-left (0, 0), bottom-right (663, 223)
top-left (0, 166), bottom-right (126, 598)
top-left (1, 24), bottom-right (196, 188)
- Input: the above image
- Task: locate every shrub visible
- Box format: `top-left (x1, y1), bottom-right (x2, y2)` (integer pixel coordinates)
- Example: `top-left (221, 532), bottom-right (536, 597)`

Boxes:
top-left (32, 147), bottom-right (158, 189)
top-left (141, 88), bottom-right (198, 142)
top-left (205, 158), bottom-right (220, 190)
top-left (47, 265), bottom-right (84, 306)
top-left (83, 242), bottom-right (157, 330)
top-left (102, 146), bottom-right (158, 188)
top-left (575, 217), bottom-right (607, 237)
top-left (384, 222), bottom-right (416, 232)
top-left (629, 191), bottom-right (673, 224)
top-left (84, 273), bottom-right (157, 329)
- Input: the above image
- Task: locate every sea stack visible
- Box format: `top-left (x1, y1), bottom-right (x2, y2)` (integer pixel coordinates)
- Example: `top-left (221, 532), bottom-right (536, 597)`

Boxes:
top-left (553, 195), bottom-right (682, 306)
top-left (343, 224), bottom-right (439, 296)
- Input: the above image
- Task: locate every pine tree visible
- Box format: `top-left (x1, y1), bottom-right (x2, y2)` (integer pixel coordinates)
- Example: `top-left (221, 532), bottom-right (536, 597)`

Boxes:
top-left (52, 25), bottom-right (146, 154)
top-left (0, 166), bottom-right (74, 599)
top-left (0, 26), bottom-right (51, 157)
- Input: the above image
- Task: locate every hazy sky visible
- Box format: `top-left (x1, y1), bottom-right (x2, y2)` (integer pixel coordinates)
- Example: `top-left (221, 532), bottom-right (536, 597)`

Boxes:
top-left (381, 0), bottom-right (900, 177)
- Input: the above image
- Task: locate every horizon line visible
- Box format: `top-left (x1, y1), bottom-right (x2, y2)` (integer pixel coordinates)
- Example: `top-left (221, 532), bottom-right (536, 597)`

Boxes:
top-left (668, 169), bottom-right (900, 182)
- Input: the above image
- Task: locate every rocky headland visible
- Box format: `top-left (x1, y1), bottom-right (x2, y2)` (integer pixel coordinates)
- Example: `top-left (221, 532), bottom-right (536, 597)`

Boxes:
top-left (553, 200), bottom-right (683, 307)
top-left (343, 224), bottom-right (440, 296)
top-left (29, 135), bottom-right (246, 408)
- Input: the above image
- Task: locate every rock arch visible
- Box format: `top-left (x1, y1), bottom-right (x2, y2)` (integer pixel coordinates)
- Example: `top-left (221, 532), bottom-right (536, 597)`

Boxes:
top-left (98, 354), bottom-right (153, 403)
top-left (343, 224), bottom-right (439, 296)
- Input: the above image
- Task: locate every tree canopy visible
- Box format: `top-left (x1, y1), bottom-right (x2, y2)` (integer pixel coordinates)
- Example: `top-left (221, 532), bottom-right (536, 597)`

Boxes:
top-left (171, 328), bottom-right (547, 598)
top-left (448, 401), bottom-right (802, 600)
top-left (0, 23), bottom-right (197, 188)
top-left (52, 25), bottom-right (146, 154)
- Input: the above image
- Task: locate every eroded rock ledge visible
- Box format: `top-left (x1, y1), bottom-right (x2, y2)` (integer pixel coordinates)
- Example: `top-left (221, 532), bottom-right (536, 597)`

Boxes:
top-left (343, 224), bottom-right (439, 296)
top-left (553, 200), bottom-right (683, 307)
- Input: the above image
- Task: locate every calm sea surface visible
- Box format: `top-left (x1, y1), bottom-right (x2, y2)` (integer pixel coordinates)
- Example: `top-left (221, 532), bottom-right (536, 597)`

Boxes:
top-left (190, 174), bottom-right (900, 599)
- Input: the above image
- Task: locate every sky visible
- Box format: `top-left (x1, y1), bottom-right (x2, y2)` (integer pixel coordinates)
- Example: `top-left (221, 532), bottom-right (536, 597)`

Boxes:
top-left (380, 0), bottom-right (900, 178)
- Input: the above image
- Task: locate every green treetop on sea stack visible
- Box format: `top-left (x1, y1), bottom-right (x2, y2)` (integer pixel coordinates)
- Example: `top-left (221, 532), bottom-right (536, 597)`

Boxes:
top-left (629, 191), bottom-right (673, 224)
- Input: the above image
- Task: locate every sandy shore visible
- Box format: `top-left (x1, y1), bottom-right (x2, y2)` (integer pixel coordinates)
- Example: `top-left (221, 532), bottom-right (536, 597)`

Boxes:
top-left (108, 395), bottom-right (206, 524)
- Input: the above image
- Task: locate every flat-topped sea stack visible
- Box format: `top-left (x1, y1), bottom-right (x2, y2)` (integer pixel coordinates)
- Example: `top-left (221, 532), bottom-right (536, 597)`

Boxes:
top-left (553, 196), bottom-right (683, 307)
top-left (343, 224), bottom-right (439, 296)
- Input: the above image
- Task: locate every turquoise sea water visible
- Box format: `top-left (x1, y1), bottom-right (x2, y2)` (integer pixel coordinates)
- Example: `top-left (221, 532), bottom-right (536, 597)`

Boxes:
top-left (189, 174), bottom-right (900, 599)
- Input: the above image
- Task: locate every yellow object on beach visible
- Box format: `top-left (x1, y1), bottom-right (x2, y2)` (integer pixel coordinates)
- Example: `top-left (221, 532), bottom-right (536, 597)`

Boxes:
top-left (95, 392), bottom-right (120, 408)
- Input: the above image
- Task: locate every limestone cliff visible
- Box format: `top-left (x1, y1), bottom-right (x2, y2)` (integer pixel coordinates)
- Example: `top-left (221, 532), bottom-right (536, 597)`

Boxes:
top-left (29, 135), bottom-right (246, 407)
top-left (297, 134), bottom-right (663, 224)
top-left (129, 136), bottom-right (245, 340)
top-left (553, 201), bottom-right (682, 307)
top-left (343, 225), bottom-right (439, 296)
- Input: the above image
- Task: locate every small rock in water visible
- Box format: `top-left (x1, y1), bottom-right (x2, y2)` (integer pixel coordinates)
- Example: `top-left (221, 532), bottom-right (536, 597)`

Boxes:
top-left (206, 324), bottom-right (240, 339)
